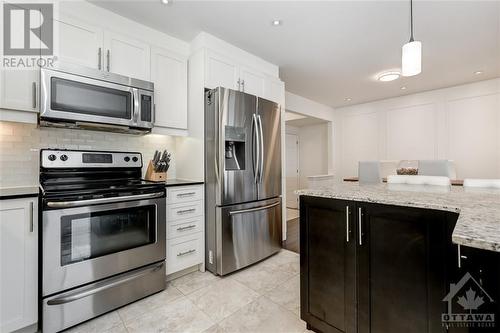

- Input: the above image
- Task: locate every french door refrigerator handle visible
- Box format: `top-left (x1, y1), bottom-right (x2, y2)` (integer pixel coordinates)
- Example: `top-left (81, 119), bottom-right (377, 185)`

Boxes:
top-left (257, 115), bottom-right (264, 183)
top-left (229, 201), bottom-right (280, 216)
top-left (252, 114), bottom-right (260, 183)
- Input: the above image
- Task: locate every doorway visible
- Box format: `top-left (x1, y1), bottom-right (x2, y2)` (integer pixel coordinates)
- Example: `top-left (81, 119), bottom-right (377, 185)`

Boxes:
top-left (283, 111), bottom-right (331, 253)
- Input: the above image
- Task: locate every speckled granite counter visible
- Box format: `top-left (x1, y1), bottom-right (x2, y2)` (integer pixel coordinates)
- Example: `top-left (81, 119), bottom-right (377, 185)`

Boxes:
top-left (0, 185), bottom-right (39, 199)
top-left (297, 182), bottom-right (500, 253)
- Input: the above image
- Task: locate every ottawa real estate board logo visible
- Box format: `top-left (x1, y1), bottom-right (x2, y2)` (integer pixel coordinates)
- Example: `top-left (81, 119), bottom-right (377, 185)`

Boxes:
top-left (2, 1), bottom-right (56, 69)
top-left (442, 272), bottom-right (495, 328)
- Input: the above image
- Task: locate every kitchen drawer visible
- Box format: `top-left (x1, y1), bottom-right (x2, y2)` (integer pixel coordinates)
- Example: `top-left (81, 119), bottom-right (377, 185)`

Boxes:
top-left (167, 217), bottom-right (203, 239)
top-left (166, 232), bottom-right (203, 275)
top-left (167, 185), bottom-right (203, 204)
top-left (167, 201), bottom-right (203, 221)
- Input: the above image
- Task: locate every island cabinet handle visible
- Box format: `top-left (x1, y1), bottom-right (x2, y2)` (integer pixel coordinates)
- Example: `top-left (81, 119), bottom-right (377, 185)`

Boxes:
top-left (345, 206), bottom-right (350, 243)
top-left (358, 207), bottom-right (363, 246)
top-left (457, 245), bottom-right (468, 268)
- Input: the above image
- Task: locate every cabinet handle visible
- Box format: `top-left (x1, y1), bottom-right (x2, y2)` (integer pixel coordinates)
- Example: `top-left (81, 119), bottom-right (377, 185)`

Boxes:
top-left (177, 249), bottom-right (196, 257)
top-left (241, 80), bottom-right (245, 92)
top-left (345, 206), bottom-right (350, 243)
top-left (177, 192), bottom-right (196, 197)
top-left (106, 50), bottom-right (110, 72)
top-left (177, 225), bottom-right (196, 231)
top-left (176, 208), bottom-right (195, 215)
top-left (237, 79), bottom-right (241, 91)
top-left (29, 201), bottom-right (34, 233)
top-left (98, 47), bottom-right (102, 70)
top-left (457, 245), bottom-right (467, 268)
top-left (358, 207), bottom-right (363, 246)
top-left (32, 82), bottom-right (37, 109)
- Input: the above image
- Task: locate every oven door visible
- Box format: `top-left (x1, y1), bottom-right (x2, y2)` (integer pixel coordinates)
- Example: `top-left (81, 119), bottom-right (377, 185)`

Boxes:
top-left (42, 194), bottom-right (166, 297)
top-left (40, 68), bottom-right (135, 128)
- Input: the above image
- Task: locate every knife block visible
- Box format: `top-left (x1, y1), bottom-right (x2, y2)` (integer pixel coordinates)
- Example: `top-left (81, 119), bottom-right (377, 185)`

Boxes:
top-left (145, 160), bottom-right (167, 182)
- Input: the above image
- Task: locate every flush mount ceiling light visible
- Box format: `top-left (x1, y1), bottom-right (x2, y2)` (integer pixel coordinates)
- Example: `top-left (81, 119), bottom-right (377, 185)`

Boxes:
top-left (400, 86), bottom-right (407, 90)
top-left (161, 0), bottom-right (170, 4)
top-left (344, 97), bottom-right (352, 102)
top-left (402, 0), bottom-right (422, 77)
top-left (377, 71), bottom-right (401, 82)
top-left (474, 70), bottom-right (484, 75)
top-left (272, 20), bottom-right (282, 26)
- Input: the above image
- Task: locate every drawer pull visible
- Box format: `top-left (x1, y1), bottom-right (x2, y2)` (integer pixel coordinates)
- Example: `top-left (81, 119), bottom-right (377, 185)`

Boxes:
top-left (177, 225), bottom-right (196, 231)
top-left (177, 249), bottom-right (196, 257)
top-left (177, 208), bottom-right (196, 215)
top-left (177, 192), bottom-right (196, 197)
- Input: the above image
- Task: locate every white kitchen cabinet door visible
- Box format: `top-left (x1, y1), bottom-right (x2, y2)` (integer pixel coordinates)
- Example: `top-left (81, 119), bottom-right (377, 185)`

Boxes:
top-left (0, 69), bottom-right (39, 113)
top-left (104, 31), bottom-right (150, 80)
top-left (263, 76), bottom-right (285, 105)
top-left (151, 47), bottom-right (187, 130)
top-left (240, 66), bottom-right (265, 97)
top-left (56, 16), bottom-right (104, 69)
top-left (0, 197), bottom-right (38, 333)
top-left (205, 50), bottom-right (239, 90)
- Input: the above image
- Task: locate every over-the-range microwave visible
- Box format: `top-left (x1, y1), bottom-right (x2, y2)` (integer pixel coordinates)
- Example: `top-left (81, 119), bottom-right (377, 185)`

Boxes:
top-left (40, 64), bottom-right (154, 134)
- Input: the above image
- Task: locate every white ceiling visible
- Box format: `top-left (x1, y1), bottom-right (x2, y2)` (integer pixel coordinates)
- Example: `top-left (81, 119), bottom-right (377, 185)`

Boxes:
top-left (91, 0), bottom-right (500, 108)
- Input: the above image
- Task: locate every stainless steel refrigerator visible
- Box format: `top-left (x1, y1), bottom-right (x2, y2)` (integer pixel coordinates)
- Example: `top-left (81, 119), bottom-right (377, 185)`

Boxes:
top-left (205, 87), bottom-right (282, 276)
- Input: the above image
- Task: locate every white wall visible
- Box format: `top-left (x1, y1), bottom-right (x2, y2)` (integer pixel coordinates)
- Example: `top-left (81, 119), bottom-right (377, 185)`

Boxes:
top-left (297, 123), bottom-right (329, 188)
top-left (285, 91), bottom-right (335, 175)
top-left (333, 78), bottom-right (500, 179)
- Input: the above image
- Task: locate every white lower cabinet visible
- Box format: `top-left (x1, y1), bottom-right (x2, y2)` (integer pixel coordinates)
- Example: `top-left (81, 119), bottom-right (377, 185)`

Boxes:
top-left (165, 185), bottom-right (204, 275)
top-left (0, 197), bottom-right (38, 333)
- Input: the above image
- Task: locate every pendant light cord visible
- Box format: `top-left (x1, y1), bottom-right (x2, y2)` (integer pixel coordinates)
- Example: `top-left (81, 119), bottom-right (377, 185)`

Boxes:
top-left (409, 0), bottom-right (414, 42)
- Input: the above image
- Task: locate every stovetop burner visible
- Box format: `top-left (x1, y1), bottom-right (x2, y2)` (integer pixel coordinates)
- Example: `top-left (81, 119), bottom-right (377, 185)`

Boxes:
top-left (39, 149), bottom-right (165, 200)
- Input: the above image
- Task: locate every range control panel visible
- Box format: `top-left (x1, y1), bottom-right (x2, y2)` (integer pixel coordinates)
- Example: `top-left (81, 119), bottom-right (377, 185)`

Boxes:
top-left (41, 149), bottom-right (142, 168)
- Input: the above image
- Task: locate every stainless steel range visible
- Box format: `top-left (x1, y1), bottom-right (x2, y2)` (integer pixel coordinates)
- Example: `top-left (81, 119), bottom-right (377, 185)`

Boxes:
top-left (39, 149), bottom-right (166, 333)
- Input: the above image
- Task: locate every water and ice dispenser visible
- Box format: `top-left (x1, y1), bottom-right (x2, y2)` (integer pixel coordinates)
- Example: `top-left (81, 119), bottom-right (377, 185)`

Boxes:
top-left (224, 126), bottom-right (246, 171)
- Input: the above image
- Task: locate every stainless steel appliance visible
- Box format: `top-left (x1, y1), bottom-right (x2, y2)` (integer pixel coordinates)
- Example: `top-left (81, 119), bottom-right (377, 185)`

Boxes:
top-left (40, 149), bottom-right (166, 333)
top-left (40, 63), bottom-right (154, 134)
top-left (205, 87), bottom-right (282, 276)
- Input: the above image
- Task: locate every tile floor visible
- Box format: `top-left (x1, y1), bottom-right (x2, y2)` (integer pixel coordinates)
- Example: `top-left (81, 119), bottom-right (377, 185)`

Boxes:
top-left (66, 250), bottom-right (309, 333)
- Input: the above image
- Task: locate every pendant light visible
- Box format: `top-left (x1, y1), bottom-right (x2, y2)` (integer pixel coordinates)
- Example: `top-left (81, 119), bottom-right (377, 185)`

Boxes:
top-left (402, 0), bottom-right (422, 76)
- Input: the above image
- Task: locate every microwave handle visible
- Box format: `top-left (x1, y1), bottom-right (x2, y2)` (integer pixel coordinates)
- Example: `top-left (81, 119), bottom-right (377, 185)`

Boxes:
top-left (132, 90), bottom-right (139, 123)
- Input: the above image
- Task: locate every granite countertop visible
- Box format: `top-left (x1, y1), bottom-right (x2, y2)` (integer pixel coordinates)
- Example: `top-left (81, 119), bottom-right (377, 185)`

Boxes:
top-left (164, 179), bottom-right (204, 187)
top-left (0, 185), bottom-right (40, 199)
top-left (297, 182), bottom-right (500, 253)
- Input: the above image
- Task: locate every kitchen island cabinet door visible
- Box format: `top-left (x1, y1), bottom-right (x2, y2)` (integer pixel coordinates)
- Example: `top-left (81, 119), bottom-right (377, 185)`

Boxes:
top-left (300, 196), bottom-right (356, 333)
top-left (356, 203), bottom-right (449, 333)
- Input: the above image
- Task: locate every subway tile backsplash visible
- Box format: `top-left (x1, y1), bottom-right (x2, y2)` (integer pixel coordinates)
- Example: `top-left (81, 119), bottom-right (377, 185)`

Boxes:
top-left (0, 121), bottom-right (177, 187)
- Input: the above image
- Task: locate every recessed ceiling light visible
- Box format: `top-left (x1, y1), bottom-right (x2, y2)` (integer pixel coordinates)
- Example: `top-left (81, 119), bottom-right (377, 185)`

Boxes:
top-left (272, 20), bottom-right (282, 26)
top-left (474, 70), bottom-right (484, 75)
top-left (400, 86), bottom-right (407, 90)
top-left (377, 71), bottom-right (401, 82)
top-left (161, 0), bottom-right (169, 4)
top-left (344, 97), bottom-right (352, 102)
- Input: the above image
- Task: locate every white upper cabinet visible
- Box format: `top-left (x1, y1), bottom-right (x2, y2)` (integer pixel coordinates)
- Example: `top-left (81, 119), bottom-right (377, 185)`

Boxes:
top-left (151, 46), bottom-right (188, 130)
top-left (205, 51), bottom-right (239, 90)
top-left (104, 31), bottom-right (151, 81)
top-left (0, 197), bottom-right (38, 333)
top-left (263, 75), bottom-right (285, 104)
top-left (56, 17), bottom-right (104, 69)
top-left (203, 49), bottom-right (284, 105)
top-left (0, 70), bottom-right (39, 113)
top-left (240, 66), bottom-right (265, 97)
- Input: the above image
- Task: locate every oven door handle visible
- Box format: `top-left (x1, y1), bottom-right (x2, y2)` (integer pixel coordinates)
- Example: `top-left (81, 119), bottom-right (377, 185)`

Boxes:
top-left (46, 191), bottom-right (165, 208)
top-left (46, 263), bottom-right (164, 306)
